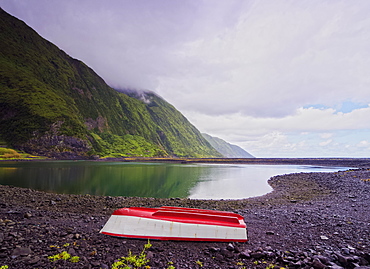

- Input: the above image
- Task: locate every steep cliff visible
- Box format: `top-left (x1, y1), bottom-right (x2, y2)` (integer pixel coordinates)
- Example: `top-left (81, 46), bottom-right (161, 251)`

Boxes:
top-left (0, 9), bottom-right (221, 158)
top-left (202, 133), bottom-right (254, 158)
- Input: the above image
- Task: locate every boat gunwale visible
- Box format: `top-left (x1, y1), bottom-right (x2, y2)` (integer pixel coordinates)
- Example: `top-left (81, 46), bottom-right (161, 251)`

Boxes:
top-left (112, 206), bottom-right (247, 228)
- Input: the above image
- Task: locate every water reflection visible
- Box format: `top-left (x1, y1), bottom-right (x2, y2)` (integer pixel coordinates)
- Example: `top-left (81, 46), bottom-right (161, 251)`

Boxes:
top-left (188, 164), bottom-right (347, 199)
top-left (0, 161), bottom-right (349, 199)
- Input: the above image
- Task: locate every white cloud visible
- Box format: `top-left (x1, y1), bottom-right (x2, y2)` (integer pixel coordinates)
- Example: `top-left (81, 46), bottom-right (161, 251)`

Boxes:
top-left (320, 133), bottom-right (333, 139)
top-left (319, 139), bottom-right (332, 147)
top-left (184, 106), bottom-right (370, 157)
top-left (185, 106), bottom-right (370, 137)
top-left (157, 0), bottom-right (370, 118)
top-left (357, 140), bottom-right (370, 148)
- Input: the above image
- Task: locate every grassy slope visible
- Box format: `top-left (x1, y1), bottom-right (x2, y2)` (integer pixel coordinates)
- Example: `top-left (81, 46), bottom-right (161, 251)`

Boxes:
top-left (202, 133), bottom-right (254, 158)
top-left (0, 8), bottom-right (221, 158)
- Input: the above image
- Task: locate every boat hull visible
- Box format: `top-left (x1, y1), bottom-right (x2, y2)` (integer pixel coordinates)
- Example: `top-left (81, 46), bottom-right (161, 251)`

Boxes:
top-left (100, 207), bottom-right (248, 242)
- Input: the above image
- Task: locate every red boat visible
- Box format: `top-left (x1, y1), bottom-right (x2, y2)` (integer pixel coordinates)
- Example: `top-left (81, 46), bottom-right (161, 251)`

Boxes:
top-left (100, 206), bottom-right (248, 242)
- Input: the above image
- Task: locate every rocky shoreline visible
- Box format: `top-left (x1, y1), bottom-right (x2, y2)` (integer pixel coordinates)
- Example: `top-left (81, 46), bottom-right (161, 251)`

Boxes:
top-left (0, 162), bottom-right (369, 268)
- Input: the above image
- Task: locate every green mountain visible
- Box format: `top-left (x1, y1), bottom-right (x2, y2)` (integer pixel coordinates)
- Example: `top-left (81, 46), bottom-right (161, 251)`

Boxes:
top-left (202, 133), bottom-right (254, 158)
top-left (0, 8), bottom-right (222, 159)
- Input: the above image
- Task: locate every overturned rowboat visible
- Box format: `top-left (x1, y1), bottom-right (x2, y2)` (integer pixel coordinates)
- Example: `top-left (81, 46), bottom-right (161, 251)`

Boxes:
top-left (100, 206), bottom-right (247, 242)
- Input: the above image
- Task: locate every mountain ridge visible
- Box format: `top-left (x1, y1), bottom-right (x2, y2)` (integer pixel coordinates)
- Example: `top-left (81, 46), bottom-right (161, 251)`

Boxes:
top-left (0, 8), bottom-right (222, 159)
top-left (202, 133), bottom-right (254, 158)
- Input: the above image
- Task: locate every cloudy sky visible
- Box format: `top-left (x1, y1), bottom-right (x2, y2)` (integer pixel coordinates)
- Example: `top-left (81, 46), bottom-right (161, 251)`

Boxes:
top-left (2, 0), bottom-right (370, 157)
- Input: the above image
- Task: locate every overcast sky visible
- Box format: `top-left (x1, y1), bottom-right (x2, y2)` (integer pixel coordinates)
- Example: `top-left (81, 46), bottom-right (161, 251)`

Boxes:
top-left (2, 0), bottom-right (370, 157)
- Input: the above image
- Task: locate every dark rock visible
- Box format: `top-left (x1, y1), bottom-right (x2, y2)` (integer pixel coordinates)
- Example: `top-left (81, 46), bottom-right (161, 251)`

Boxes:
top-left (233, 245), bottom-right (241, 253)
top-left (359, 256), bottom-right (370, 266)
top-left (226, 243), bottom-right (235, 251)
top-left (363, 253), bottom-right (370, 263)
top-left (24, 212), bottom-right (32, 219)
top-left (25, 256), bottom-right (40, 265)
top-left (328, 263), bottom-right (344, 269)
top-left (312, 258), bottom-right (326, 269)
top-left (220, 249), bottom-right (234, 259)
top-left (239, 250), bottom-right (251, 259)
top-left (315, 255), bottom-right (331, 265)
top-left (265, 251), bottom-right (276, 259)
top-left (8, 232), bottom-right (17, 237)
top-left (91, 261), bottom-right (101, 267)
top-left (11, 246), bottom-right (32, 257)
top-left (214, 253), bottom-right (225, 262)
top-left (209, 247), bottom-right (220, 253)
top-left (250, 252), bottom-right (266, 259)
top-left (146, 251), bottom-right (154, 260)
top-left (291, 260), bottom-right (306, 267)
top-left (335, 252), bottom-right (355, 267)
top-left (68, 247), bottom-right (76, 256)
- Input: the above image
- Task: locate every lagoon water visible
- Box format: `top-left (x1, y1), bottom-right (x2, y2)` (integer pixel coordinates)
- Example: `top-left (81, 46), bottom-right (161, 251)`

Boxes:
top-left (0, 161), bottom-right (349, 199)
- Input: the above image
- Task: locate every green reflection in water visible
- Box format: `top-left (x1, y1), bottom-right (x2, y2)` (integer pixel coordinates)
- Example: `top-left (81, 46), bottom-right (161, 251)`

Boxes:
top-left (0, 161), bottom-right (350, 199)
top-left (0, 161), bottom-right (211, 198)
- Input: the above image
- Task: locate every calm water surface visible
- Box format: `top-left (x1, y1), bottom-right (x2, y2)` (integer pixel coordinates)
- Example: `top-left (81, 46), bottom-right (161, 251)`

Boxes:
top-left (0, 161), bottom-right (350, 199)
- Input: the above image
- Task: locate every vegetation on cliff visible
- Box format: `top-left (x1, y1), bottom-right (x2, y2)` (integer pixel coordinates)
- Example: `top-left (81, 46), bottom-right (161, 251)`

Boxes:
top-left (0, 8), bottom-right (221, 159)
top-left (202, 133), bottom-right (254, 158)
